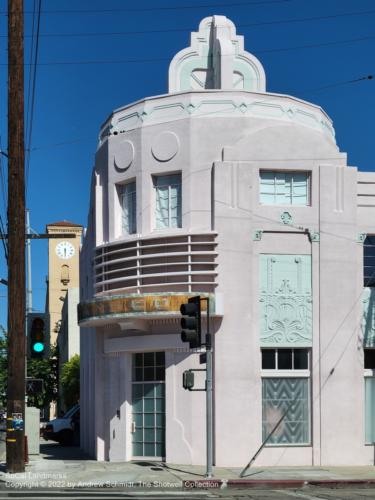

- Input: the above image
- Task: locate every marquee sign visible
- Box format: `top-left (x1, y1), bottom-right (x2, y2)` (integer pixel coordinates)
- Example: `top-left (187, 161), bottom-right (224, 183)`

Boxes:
top-left (78, 293), bottom-right (215, 326)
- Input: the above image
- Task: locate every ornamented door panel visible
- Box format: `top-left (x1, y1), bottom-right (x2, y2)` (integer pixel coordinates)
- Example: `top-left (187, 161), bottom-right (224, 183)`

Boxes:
top-left (131, 352), bottom-right (165, 458)
top-left (260, 255), bottom-right (312, 347)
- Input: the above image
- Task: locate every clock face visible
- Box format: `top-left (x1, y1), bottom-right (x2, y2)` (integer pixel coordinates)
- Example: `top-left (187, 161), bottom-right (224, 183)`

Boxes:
top-left (55, 241), bottom-right (75, 260)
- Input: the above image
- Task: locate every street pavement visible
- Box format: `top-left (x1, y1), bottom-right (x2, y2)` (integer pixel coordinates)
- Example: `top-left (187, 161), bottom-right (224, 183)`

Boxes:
top-left (1, 440), bottom-right (375, 498)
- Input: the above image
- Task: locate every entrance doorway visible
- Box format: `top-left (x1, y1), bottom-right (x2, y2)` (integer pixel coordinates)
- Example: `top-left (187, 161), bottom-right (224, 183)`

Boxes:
top-left (131, 352), bottom-right (165, 459)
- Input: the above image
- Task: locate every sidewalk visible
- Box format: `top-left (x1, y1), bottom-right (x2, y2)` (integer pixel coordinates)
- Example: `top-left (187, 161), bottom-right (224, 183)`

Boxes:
top-left (2, 442), bottom-right (375, 490)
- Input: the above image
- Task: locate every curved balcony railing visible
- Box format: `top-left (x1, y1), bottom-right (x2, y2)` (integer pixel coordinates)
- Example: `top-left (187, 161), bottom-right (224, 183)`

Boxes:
top-left (94, 232), bottom-right (218, 295)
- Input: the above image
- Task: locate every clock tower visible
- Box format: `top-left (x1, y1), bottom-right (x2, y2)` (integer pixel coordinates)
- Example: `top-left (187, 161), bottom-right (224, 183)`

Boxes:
top-left (46, 221), bottom-right (83, 346)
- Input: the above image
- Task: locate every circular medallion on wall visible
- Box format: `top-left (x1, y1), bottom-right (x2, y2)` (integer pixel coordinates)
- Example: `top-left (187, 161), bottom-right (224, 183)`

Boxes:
top-left (151, 131), bottom-right (179, 162)
top-left (113, 140), bottom-right (135, 172)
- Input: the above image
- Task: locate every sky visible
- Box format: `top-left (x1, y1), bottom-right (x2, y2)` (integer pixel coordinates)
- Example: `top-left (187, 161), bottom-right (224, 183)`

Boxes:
top-left (0, 0), bottom-right (374, 328)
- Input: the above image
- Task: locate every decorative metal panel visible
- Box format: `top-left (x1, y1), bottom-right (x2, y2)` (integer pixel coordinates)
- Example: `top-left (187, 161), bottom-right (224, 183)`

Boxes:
top-left (262, 377), bottom-right (310, 445)
top-left (362, 288), bottom-right (375, 347)
top-left (260, 255), bottom-right (312, 347)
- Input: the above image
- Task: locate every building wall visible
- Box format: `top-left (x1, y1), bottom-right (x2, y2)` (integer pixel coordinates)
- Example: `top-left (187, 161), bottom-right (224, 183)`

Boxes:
top-left (79, 17), bottom-right (375, 467)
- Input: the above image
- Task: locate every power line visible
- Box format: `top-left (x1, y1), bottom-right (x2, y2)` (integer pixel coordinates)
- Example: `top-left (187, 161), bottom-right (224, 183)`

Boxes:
top-left (25, 0), bottom-right (37, 144)
top-left (0, 138), bottom-right (7, 218)
top-left (0, 0), bottom-right (294, 15)
top-left (3, 8), bottom-right (375, 39)
top-left (22, 73), bottom-right (372, 153)
top-left (2, 34), bottom-right (374, 67)
top-left (295, 75), bottom-right (373, 95)
top-left (25, 0), bottom-right (42, 198)
top-left (259, 34), bottom-right (375, 54)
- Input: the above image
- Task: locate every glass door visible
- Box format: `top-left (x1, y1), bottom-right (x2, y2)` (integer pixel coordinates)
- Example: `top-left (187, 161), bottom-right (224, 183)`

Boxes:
top-left (131, 352), bottom-right (165, 458)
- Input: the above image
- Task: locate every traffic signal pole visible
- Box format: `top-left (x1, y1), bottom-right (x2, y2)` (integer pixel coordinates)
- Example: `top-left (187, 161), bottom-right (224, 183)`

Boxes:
top-left (7, 0), bottom-right (26, 473)
top-left (204, 298), bottom-right (213, 479)
top-left (180, 296), bottom-right (213, 478)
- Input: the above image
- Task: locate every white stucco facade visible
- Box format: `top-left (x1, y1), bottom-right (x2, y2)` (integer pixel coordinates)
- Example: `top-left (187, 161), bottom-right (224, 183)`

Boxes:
top-left (79, 16), bottom-right (375, 466)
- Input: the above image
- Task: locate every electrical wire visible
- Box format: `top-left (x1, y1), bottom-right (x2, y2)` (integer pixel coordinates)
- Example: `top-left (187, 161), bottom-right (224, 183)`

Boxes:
top-left (5, 7), bottom-right (375, 39)
top-left (25, 0), bottom-right (42, 198)
top-left (3, 33), bottom-right (374, 67)
top-left (25, 0), bottom-right (37, 145)
top-left (24, 72), bottom-right (372, 153)
top-left (0, 138), bottom-right (7, 218)
top-left (0, 0), bottom-right (295, 15)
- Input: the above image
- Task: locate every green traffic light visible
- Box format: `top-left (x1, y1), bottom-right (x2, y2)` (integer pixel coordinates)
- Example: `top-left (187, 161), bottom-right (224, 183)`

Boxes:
top-left (32, 342), bottom-right (44, 353)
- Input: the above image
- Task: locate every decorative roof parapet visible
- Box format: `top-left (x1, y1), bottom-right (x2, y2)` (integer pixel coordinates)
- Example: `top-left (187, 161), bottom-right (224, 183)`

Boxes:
top-left (168, 15), bottom-right (266, 93)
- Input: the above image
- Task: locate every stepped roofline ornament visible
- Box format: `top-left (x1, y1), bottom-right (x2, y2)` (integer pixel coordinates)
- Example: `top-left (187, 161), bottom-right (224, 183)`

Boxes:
top-left (168, 15), bottom-right (266, 93)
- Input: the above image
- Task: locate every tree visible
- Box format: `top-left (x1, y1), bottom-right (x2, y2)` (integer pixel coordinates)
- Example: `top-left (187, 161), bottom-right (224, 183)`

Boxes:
top-left (60, 355), bottom-right (80, 409)
top-left (27, 344), bottom-right (58, 409)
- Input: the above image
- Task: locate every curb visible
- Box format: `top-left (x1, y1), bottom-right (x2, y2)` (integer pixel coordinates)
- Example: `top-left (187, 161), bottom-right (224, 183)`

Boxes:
top-left (183, 478), bottom-right (375, 490)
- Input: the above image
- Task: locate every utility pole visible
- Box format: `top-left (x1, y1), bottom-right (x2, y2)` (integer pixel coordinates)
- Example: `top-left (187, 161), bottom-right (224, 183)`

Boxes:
top-left (7, 0), bottom-right (25, 473)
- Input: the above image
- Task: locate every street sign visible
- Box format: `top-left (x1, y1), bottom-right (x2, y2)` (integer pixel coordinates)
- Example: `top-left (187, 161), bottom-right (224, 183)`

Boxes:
top-left (26, 378), bottom-right (44, 397)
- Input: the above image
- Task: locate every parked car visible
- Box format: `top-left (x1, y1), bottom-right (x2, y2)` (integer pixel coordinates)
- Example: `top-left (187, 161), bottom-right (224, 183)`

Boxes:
top-left (42, 404), bottom-right (80, 445)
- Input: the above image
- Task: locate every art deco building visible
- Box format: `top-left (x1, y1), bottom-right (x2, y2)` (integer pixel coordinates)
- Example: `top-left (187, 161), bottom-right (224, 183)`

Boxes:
top-left (79, 16), bottom-right (375, 466)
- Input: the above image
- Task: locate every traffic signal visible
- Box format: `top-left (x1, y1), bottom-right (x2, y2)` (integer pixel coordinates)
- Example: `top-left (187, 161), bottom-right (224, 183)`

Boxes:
top-left (30, 317), bottom-right (45, 358)
top-left (182, 370), bottom-right (195, 390)
top-left (180, 296), bottom-right (201, 349)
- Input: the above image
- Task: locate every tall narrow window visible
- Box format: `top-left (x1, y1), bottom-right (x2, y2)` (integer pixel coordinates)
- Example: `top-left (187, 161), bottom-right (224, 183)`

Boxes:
top-left (120, 181), bottom-right (136, 234)
top-left (261, 348), bottom-right (311, 445)
top-left (154, 174), bottom-right (181, 229)
top-left (364, 236), bottom-right (375, 286)
top-left (260, 171), bottom-right (309, 206)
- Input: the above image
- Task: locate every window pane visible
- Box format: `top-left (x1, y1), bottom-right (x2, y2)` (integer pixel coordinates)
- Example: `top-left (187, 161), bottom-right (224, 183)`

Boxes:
top-left (132, 384), bottom-right (143, 400)
top-left (144, 398), bottom-right (154, 413)
top-left (144, 443), bottom-right (155, 456)
top-left (144, 413), bottom-right (154, 427)
top-left (144, 428), bottom-right (155, 442)
top-left (278, 349), bottom-right (293, 369)
top-left (133, 442), bottom-right (143, 456)
top-left (365, 377), bottom-right (375, 443)
top-left (133, 413), bottom-right (143, 427)
top-left (292, 173), bottom-right (308, 205)
top-left (364, 236), bottom-right (375, 286)
top-left (156, 413), bottom-right (165, 427)
top-left (365, 350), bottom-right (375, 369)
top-left (143, 352), bottom-right (154, 366)
top-left (154, 174), bottom-right (181, 228)
top-left (262, 350), bottom-right (276, 369)
top-left (156, 429), bottom-right (165, 442)
top-left (143, 384), bottom-right (155, 398)
top-left (262, 378), bottom-right (310, 445)
top-left (132, 398), bottom-right (143, 413)
top-left (134, 353), bottom-right (143, 367)
top-left (155, 352), bottom-right (165, 366)
top-left (144, 367), bottom-right (155, 381)
top-left (155, 185), bottom-right (170, 228)
top-left (294, 349), bottom-right (309, 370)
top-left (134, 368), bottom-right (143, 382)
top-left (260, 171), bottom-right (309, 206)
top-left (133, 427), bottom-right (143, 441)
top-left (121, 181), bottom-right (136, 234)
top-left (155, 443), bottom-right (164, 456)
